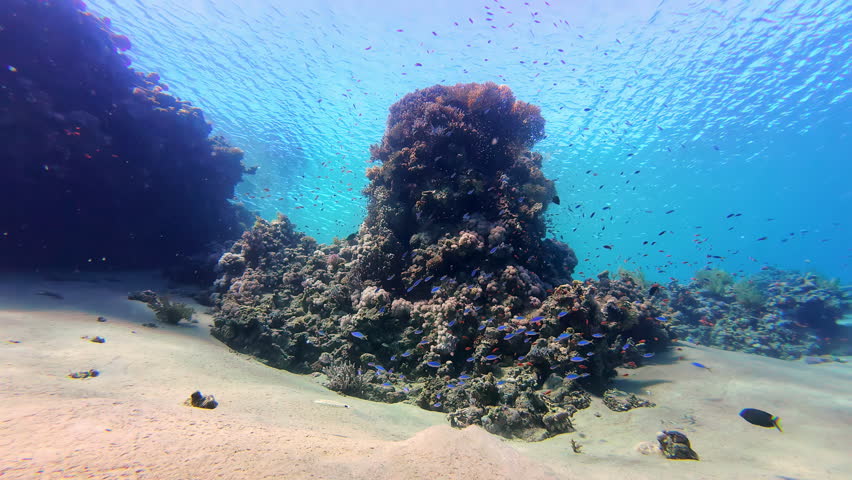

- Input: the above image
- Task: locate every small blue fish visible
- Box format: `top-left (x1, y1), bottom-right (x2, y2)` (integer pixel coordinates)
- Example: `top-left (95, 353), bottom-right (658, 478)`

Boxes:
top-left (474, 306), bottom-right (482, 311)
top-left (497, 325), bottom-right (507, 331)
top-left (406, 286), bottom-right (415, 293)
top-left (401, 351), bottom-right (412, 357)
top-left (387, 274), bottom-right (396, 280)
top-left (448, 320), bottom-right (457, 327)
top-left (496, 380), bottom-right (506, 385)
top-left (402, 387), bottom-right (410, 393)
top-left (486, 317), bottom-right (494, 323)
top-left (565, 373), bottom-right (580, 380)
top-left (580, 373), bottom-right (591, 378)
top-left (447, 383), bottom-right (456, 388)
top-left (436, 393), bottom-right (441, 399)
top-left (485, 354), bottom-right (499, 361)
top-left (477, 324), bottom-right (486, 331)
top-left (525, 331), bottom-right (538, 336)
top-left (691, 362), bottom-right (712, 371)
top-left (591, 333), bottom-right (604, 338)
top-left (413, 278), bottom-right (423, 288)
top-left (462, 213), bottom-right (471, 221)
top-left (351, 332), bottom-right (367, 340)
top-left (518, 197), bottom-right (525, 203)
top-left (518, 356), bottom-right (526, 361)
top-left (557, 311), bottom-right (568, 317)
top-left (467, 189), bottom-right (474, 195)
top-left (577, 340), bottom-right (591, 346)
top-left (531, 316), bottom-right (544, 323)
top-left (414, 329), bottom-right (423, 334)
top-left (378, 306), bottom-right (386, 313)
top-left (504, 333), bottom-right (516, 340)
top-left (622, 343), bottom-right (631, 350)
top-left (489, 247), bottom-right (498, 254)
top-left (655, 316), bottom-right (668, 322)
top-left (367, 362), bottom-right (375, 367)
top-left (643, 353), bottom-right (655, 358)
top-left (457, 381), bottom-right (465, 386)
top-left (419, 339), bottom-right (429, 345)
top-left (440, 275), bottom-right (447, 281)
top-left (431, 286), bottom-right (441, 293)
top-left (382, 382), bottom-right (392, 387)
top-left (426, 361), bottom-right (441, 368)
top-left (466, 356), bottom-right (475, 362)
top-left (557, 333), bottom-right (571, 341)
top-left (433, 402), bottom-right (442, 407)
top-left (390, 355), bottom-right (397, 361)
top-left (464, 307), bottom-right (471, 314)
top-left (570, 356), bottom-right (586, 362)
top-left (458, 374), bottom-right (471, 380)
top-left (318, 330), bottom-right (326, 336)
top-left (586, 352), bottom-right (595, 356)
top-left (375, 365), bottom-right (386, 371)
top-left (424, 275), bottom-right (434, 282)
top-left (374, 286), bottom-right (381, 293)
top-left (515, 316), bottom-right (526, 320)
top-left (471, 268), bottom-right (479, 277)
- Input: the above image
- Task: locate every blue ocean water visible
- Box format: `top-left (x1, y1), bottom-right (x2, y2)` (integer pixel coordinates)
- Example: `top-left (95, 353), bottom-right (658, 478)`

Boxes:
top-left (88, 0), bottom-right (851, 285)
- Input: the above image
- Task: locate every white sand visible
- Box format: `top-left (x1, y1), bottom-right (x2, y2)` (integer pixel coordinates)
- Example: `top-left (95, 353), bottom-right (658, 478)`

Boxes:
top-left (0, 272), bottom-right (849, 480)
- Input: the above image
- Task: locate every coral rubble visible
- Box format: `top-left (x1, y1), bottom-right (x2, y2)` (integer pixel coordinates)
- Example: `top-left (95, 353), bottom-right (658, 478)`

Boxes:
top-left (0, 0), bottom-right (253, 272)
top-left (211, 83), bottom-right (672, 441)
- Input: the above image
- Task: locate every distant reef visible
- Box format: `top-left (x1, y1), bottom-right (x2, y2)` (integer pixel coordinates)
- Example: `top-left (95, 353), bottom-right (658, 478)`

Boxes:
top-left (211, 82), bottom-right (673, 441)
top-left (0, 0), bottom-right (254, 275)
top-left (664, 268), bottom-right (849, 359)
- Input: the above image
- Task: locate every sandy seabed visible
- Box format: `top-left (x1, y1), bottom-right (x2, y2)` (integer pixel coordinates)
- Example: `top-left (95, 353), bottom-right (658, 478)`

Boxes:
top-left (0, 272), bottom-right (849, 480)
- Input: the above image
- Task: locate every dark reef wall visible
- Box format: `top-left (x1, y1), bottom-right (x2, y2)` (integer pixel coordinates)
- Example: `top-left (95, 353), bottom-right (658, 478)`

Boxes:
top-left (212, 83), bottom-right (672, 441)
top-left (0, 0), bottom-right (253, 272)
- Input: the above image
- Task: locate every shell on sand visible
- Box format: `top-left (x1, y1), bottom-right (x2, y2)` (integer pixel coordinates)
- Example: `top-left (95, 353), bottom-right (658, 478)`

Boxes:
top-left (634, 441), bottom-right (662, 456)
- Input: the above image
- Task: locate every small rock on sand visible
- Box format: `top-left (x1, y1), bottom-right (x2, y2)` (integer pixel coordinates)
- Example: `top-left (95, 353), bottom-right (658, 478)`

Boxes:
top-left (185, 391), bottom-right (218, 409)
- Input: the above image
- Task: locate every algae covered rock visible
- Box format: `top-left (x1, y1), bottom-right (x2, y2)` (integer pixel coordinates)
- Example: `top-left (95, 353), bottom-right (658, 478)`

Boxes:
top-left (602, 388), bottom-right (656, 412)
top-left (657, 430), bottom-right (699, 460)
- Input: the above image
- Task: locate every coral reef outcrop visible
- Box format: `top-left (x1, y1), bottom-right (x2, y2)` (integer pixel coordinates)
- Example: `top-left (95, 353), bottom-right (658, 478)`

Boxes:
top-left (212, 83), bottom-right (672, 441)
